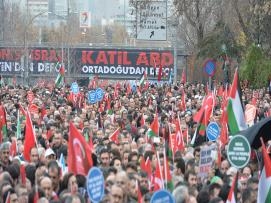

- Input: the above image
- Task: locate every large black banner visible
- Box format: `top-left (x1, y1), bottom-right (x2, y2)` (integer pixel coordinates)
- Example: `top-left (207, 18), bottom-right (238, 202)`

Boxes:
top-left (0, 47), bottom-right (63, 74)
top-left (0, 47), bottom-right (174, 80)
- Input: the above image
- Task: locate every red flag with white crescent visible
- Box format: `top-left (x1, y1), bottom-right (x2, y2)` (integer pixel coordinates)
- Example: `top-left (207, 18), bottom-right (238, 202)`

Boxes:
top-left (68, 122), bottom-right (93, 175)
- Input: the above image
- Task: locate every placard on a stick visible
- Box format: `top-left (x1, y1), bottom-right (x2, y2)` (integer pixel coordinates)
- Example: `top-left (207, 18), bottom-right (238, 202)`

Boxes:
top-left (86, 167), bottom-right (104, 203)
top-left (227, 135), bottom-right (251, 169)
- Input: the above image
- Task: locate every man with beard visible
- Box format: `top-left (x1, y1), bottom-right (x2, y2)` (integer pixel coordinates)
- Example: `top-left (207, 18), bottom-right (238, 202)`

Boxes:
top-left (0, 142), bottom-right (11, 168)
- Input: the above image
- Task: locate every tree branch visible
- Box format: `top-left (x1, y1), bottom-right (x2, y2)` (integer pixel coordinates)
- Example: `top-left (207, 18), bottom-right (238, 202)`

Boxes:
top-left (232, 0), bottom-right (253, 42)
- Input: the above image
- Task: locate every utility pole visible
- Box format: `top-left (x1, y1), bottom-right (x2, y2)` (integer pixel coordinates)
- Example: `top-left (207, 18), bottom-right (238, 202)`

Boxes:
top-left (67, 0), bottom-right (70, 82)
top-left (1, 0), bottom-right (4, 42)
top-left (24, 0), bottom-right (29, 86)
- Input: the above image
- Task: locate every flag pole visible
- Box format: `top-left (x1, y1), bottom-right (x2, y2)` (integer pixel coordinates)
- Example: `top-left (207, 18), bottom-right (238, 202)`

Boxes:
top-left (156, 151), bottom-right (164, 189)
top-left (163, 147), bottom-right (167, 190)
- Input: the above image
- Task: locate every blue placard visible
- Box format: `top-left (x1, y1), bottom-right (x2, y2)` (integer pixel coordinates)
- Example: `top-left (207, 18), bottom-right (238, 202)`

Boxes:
top-left (204, 59), bottom-right (216, 76)
top-left (71, 82), bottom-right (79, 94)
top-left (206, 122), bottom-right (220, 141)
top-left (96, 88), bottom-right (104, 101)
top-left (150, 189), bottom-right (175, 203)
top-left (87, 167), bottom-right (105, 203)
top-left (88, 90), bottom-right (97, 104)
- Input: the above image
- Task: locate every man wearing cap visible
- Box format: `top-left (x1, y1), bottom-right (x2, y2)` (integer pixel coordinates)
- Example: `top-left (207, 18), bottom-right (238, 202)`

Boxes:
top-left (44, 148), bottom-right (56, 166)
top-left (0, 142), bottom-right (11, 168)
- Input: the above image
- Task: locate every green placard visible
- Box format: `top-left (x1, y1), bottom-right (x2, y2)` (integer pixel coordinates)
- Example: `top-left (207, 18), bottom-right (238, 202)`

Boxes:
top-left (227, 135), bottom-right (251, 169)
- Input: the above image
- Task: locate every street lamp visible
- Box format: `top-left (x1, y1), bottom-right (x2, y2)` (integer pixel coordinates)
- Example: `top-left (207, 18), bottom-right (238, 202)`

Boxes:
top-left (47, 10), bottom-right (77, 82)
top-left (23, 10), bottom-right (48, 86)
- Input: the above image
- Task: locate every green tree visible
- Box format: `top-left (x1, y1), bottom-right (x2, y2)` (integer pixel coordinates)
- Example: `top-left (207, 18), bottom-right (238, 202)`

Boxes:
top-left (197, 21), bottom-right (243, 60)
top-left (240, 45), bottom-right (271, 88)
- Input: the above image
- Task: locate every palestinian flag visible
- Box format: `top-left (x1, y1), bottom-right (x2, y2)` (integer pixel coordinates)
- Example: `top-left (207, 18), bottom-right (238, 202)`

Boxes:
top-left (55, 63), bottom-right (65, 87)
top-left (163, 149), bottom-right (174, 191)
top-left (220, 91), bottom-right (229, 146)
top-left (147, 113), bottom-right (159, 139)
top-left (168, 133), bottom-right (175, 160)
top-left (191, 109), bottom-right (207, 146)
top-left (226, 172), bottom-right (238, 203)
top-left (227, 69), bottom-right (247, 134)
top-left (140, 113), bottom-right (145, 126)
top-left (0, 105), bottom-right (8, 143)
top-left (5, 191), bottom-right (10, 203)
top-left (257, 139), bottom-right (271, 203)
top-left (197, 109), bottom-right (208, 136)
top-left (139, 70), bottom-right (147, 88)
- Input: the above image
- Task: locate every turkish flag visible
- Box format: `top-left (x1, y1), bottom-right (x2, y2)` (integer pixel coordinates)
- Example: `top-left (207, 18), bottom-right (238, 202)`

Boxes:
top-left (181, 68), bottom-right (186, 84)
top-left (137, 181), bottom-right (143, 203)
top-left (19, 103), bottom-right (27, 116)
top-left (68, 122), bottom-right (93, 176)
top-left (126, 82), bottom-right (132, 96)
top-left (152, 160), bottom-right (163, 191)
top-left (20, 164), bottom-right (26, 186)
top-left (181, 88), bottom-right (186, 111)
top-left (40, 105), bottom-right (47, 119)
top-left (140, 157), bottom-right (152, 178)
top-left (193, 92), bottom-right (214, 123)
top-left (23, 110), bottom-right (36, 162)
top-left (10, 139), bottom-right (17, 157)
top-left (28, 103), bottom-right (39, 115)
top-left (33, 186), bottom-right (39, 203)
top-left (109, 128), bottom-right (120, 144)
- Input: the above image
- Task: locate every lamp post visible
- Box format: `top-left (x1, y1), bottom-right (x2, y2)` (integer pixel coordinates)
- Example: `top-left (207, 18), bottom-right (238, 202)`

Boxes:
top-left (221, 44), bottom-right (230, 86)
top-left (257, 1), bottom-right (261, 47)
top-left (23, 10), bottom-right (48, 86)
top-left (48, 8), bottom-right (77, 82)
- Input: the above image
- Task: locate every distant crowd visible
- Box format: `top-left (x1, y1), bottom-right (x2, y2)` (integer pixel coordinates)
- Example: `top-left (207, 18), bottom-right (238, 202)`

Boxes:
top-left (0, 79), bottom-right (268, 203)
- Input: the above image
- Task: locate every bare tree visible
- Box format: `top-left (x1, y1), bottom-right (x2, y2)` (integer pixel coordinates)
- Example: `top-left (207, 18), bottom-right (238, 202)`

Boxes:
top-left (223, 0), bottom-right (271, 49)
top-left (173, 0), bottom-right (221, 51)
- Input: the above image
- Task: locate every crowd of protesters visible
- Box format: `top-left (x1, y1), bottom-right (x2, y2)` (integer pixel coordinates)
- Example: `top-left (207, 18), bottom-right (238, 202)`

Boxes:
top-left (0, 78), bottom-right (269, 203)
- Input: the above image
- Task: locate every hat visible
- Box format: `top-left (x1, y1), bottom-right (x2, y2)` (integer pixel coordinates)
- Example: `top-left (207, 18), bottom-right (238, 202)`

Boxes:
top-left (210, 176), bottom-right (222, 184)
top-left (226, 167), bottom-right (238, 176)
top-left (0, 142), bottom-right (10, 151)
top-left (185, 110), bottom-right (192, 117)
top-left (121, 109), bottom-right (128, 114)
top-left (45, 148), bottom-right (55, 157)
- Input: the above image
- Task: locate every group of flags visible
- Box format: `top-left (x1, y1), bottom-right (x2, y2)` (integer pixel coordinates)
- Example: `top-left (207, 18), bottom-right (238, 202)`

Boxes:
top-left (139, 67), bottom-right (271, 202)
top-left (189, 68), bottom-right (249, 147)
top-left (139, 150), bottom-right (174, 193)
